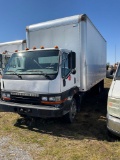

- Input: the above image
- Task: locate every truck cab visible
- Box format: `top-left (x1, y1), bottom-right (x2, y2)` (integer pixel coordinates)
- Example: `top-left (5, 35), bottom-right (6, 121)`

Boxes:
top-left (107, 63), bottom-right (120, 136)
top-left (0, 40), bottom-right (26, 77)
top-left (0, 47), bottom-right (78, 122)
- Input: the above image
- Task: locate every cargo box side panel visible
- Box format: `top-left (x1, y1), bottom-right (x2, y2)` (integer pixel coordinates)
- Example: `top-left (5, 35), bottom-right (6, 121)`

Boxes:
top-left (27, 24), bottom-right (80, 52)
top-left (86, 18), bottom-right (106, 90)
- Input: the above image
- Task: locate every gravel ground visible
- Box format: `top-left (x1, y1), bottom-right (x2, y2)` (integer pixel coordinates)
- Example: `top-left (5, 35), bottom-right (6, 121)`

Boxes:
top-left (0, 136), bottom-right (33, 160)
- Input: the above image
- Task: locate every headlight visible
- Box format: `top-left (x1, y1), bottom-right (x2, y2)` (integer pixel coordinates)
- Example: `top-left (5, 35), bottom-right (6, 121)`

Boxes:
top-left (1, 92), bottom-right (11, 101)
top-left (41, 96), bottom-right (61, 102)
top-left (107, 97), bottom-right (120, 117)
top-left (49, 96), bottom-right (61, 102)
top-left (41, 96), bottom-right (48, 101)
top-left (2, 93), bottom-right (6, 97)
top-left (2, 92), bottom-right (10, 98)
top-left (6, 93), bottom-right (10, 98)
top-left (41, 96), bottom-right (64, 105)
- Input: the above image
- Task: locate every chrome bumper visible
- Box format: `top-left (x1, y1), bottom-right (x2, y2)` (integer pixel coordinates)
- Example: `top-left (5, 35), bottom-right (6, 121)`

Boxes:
top-left (0, 100), bottom-right (67, 118)
top-left (107, 113), bottom-right (120, 137)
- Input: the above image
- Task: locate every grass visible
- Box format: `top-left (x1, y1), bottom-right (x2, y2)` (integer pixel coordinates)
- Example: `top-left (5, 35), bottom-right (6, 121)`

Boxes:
top-left (0, 78), bottom-right (120, 160)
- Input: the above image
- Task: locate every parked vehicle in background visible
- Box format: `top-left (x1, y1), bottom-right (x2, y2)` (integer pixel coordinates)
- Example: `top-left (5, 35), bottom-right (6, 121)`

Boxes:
top-left (0, 40), bottom-right (26, 73)
top-left (0, 14), bottom-right (106, 123)
top-left (107, 62), bottom-right (120, 136)
top-left (106, 65), bottom-right (114, 78)
top-left (106, 63), bottom-right (118, 79)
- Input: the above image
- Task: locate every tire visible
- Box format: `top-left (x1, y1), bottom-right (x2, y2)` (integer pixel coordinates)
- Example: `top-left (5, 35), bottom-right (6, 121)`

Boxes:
top-left (74, 93), bottom-right (82, 113)
top-left (64, 98), bottom-right (77, 123)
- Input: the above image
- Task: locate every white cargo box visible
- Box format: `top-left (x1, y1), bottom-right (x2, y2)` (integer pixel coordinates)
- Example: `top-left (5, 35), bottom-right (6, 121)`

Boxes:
top-left (26, 14), bottom-right (106, 91)
top-left (0, 40), bottom-right (26, 55)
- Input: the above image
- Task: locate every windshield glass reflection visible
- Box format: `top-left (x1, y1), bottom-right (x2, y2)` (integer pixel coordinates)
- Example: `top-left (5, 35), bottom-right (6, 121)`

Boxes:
top-left (4, 50), bottom-right (59, 75)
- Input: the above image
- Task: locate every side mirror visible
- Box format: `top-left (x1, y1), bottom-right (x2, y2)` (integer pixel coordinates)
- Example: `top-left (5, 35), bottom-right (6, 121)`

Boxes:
top-left (68, 52), bottom-right (76, 69)
top-left (71, 69), bottom-right (76, 74)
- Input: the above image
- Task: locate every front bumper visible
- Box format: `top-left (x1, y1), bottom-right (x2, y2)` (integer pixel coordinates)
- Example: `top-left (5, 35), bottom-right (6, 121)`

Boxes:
top-left (107, 113), bottom-right (120, 137)
top-left (0, 100), bottom-right (68, 118)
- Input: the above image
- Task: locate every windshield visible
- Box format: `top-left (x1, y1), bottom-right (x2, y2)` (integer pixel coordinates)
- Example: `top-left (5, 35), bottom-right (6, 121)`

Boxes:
top-left (4, 50), bottom-right (59, 75)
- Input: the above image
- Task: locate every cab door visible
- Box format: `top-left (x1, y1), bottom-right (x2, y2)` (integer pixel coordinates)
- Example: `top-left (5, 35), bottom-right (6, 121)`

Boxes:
top-left (61, 51), bottom-right (76, 92)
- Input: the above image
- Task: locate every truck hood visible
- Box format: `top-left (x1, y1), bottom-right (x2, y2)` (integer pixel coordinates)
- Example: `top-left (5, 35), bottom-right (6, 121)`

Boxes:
top-left (109, 80), bottom-right (120, 98)
top-left (1, 78), bottom-right (60, 94)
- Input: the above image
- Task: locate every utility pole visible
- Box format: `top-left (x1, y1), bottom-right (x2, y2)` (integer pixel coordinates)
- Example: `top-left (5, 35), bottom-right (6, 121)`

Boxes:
top-left (115, 45), bottom-right (116, 64)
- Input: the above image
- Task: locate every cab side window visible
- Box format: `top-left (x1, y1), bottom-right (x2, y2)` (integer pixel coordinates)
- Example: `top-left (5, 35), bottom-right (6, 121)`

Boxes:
top-left (61, 52), bottom-right (70, 78)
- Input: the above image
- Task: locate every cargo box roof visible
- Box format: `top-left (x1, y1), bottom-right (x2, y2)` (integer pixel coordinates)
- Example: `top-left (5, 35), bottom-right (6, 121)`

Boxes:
top-left (26, 14), bottom-right (85, 32)
top-left (0, 40), bottom-right (26, 46)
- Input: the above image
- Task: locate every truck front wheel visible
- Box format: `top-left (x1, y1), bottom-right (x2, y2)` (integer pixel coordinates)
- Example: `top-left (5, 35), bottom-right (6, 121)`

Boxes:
top-left (64, 98), bottom-right (77, 123)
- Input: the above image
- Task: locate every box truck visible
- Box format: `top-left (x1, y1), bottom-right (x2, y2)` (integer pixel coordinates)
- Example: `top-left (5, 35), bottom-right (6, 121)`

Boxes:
top-left (0, 14), bottom-right (106, 122)
top-left (107, 63), bottom-right (120, 136)
top-left (0, 40), bottom-right (26, 73)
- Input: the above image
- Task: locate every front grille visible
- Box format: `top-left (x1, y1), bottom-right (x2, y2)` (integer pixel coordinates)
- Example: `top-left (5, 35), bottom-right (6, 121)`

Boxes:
top-left (11, 95), bottom-right (40, 105)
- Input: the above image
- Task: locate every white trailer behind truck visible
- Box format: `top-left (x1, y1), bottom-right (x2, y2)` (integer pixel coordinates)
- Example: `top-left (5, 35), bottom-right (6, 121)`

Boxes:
top-left (0, 40), bottom-right (26, 72)
top-left (0, 14), bottom-right (106, 122)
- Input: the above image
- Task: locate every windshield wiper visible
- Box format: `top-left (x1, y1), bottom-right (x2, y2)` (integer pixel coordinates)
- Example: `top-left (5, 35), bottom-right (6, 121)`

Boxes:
top-left (33, 59), bottom-right (43, 68)
top-left (6, 71), bottom-right (22, 79)
top-left (27, 70), bottom-right (50, 78)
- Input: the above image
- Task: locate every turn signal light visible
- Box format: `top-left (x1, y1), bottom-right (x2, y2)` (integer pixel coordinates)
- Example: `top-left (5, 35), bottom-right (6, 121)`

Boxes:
top-left (33, 46), bottom-right (36, 50)
top-left (40, 46), bottom-right (44, 49)
top-left (108, 102), bottom-right (113, 107)
top-left (2, 97), bottom-right (11, 101)
top-left (41, 98), bottom-right (67, 105)
top-left (54, 46), bottom-right (59, 49)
